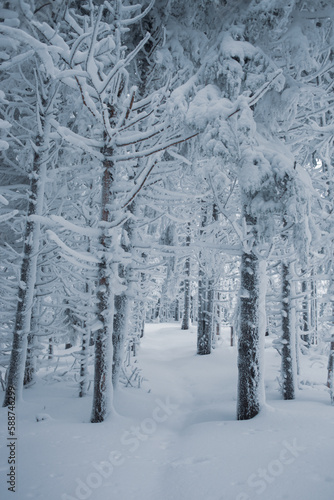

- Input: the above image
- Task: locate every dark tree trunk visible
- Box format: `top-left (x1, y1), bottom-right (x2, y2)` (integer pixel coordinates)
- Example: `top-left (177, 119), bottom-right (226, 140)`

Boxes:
top-left (237, 249), bottom-right (262, 419)
top-left (79, 325), bottom-right (89, 398)
top-left (197, 204), bottom-right (212, 354)
top-left (237, 207), bottom-right (266, 420)
top-left (91, 146), bottom-right (114, 423)
top-left (175, 299), bottom-right (179, 321)
top-left (310, 273), bottom-right (318, 344)
top-left (112, 292), bottom-right (128, 388)
top-left (197, 273), bottom-right (211, 354)
top-left (207, 281), bottom-right (214, 345)
top-left (181, 262), bottom-right (191, 330)
top-left (181, 224), bottom-right (191, 330)
top-left (23, 333), bottom-right (36, 386)
top-left (281, 262), bottom-right (296, 400)
top-left (24, 300), bottom-right (39, 387)
top-left (91, 253), bottom-right (114, 422)
top-left (301, 278), bottom-right (310, 346)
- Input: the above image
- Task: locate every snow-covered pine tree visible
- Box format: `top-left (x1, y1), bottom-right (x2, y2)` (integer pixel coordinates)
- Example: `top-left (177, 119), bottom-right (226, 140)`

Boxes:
top-left (2, 73), bottom-right (57, 405)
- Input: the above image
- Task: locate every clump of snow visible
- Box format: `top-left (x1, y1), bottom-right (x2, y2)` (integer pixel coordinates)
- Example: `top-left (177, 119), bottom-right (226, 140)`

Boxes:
top-left (219, 33), bottom-right (257, 64)
top-left (239, 147), bottom-right (272, 194)
top-left (186, 85), bottom-right (233, 130)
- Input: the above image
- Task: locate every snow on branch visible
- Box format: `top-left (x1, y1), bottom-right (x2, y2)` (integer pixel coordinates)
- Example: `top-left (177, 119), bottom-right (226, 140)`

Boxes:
top-left (98, 32), bottom-right (151, 95)
top-left (0, 210), bottom-right (18, 223)
top-left (0, 25), bottom-right (60, 77)
top-left (46, 230), bottom-right (99, 264)
top-left (0, 50), bottom-right (35, 71)
top-left (29, 215), bottom-right (100, 237)
top-left (49, 119), bottom-right (104, 159)
top-left (50, 216), bottom-right (100, 237)
top-left (113, 132), bottom-right (198, 160)
top-left (122, 161), bottom-right (157, 208)
top-left (119, 0), bottom-right (155, 26)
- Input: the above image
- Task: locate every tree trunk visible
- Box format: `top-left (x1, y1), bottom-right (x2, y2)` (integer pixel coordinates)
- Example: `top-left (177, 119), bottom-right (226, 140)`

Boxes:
top-left (281, 261), bottom-right (296, 400)
top-left (112, 292), bottom-right (129, 388)
top-left (181, 261), bottom-right (191, 330)
top-left (181, 224), bottom-right (191, 330)
top-left (174, 299), bottom-right (179, 321)
top-left (91, 145), bottom-right (114, 423)
top-left (23, 297), bottom-right (40, 387)
top-left (3, 128), bottom-right (49, 407)
top-left (301, 278), bottom-right (310, 346)
top-left (310, 272), bottom-right (318, 345)
top-left (79, 324), bottom-right (89, 398)
top-left (237, 208), bottom-right (266, 420)
top-left (23, 332), bottom-right (36, 386)
top-left (197, 274), bottom-right (212, 355)
top-left (197, 204), bottom-right (212, 354)
top-left (207, 280), bottom-right (214, 346)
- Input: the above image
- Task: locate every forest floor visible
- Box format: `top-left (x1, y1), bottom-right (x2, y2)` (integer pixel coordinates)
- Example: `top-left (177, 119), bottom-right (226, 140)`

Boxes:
top-left (1, 323), bottom-right (334, 500)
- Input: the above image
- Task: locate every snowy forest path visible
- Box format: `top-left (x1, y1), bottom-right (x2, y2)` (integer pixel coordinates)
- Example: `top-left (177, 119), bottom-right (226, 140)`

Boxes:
top-left (128, 323), bottom-right (240, 500)
top-left (139, 322), bottom-right (238, 427)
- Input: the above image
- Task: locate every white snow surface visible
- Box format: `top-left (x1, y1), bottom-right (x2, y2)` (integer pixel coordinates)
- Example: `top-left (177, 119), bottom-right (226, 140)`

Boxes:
top-left (1, 323), bottom-right (334, 500)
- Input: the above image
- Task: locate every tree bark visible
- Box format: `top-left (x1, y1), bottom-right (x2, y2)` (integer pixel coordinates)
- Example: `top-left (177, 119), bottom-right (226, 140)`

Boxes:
top-left (91, 145), bottom-right (114, 423)
top-left (181, 228), bottom-right (191, 330)
top-left (197, 203), bottom-right (212, 354)
top-left (112, 292), bottom-right (129, 388)
top-left (301, 278), bottom-right (310, 347)
top-left (281, 261), bottom-right (296, 400)
top-left (197, 273), bottom-right (211, 354)
top-left (79, 324), bottom-right (89, 398)
top-left (237, 210), bottom-right (266, 420)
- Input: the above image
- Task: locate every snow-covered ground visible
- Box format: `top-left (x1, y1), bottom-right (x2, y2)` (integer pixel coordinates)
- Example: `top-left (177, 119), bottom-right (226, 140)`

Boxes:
top-left (1, 323), bottom-right (334, 500)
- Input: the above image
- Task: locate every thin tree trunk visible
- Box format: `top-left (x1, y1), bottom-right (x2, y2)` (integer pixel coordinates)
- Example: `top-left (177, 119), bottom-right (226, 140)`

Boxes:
top-left (23, 333), bottom-right (37, 386)
top-left (175, 299), bottom-right (179, 321)
top-left (79, 281), bottom-right (91, 399)
top-left (301, 278), bottom-right (310, 346)
top-left (181, 270), bottom-right (191, 329)
top-left (281, 261), bottom-right (296, 400)
top-left (197, 273), bottom-right (211, 354)
top-left (181, 259), bottom-right (191, 330)
top-left (23, 299), bottom-right (39, 387)
top-left (197, 204), bottom-right (211, 354)
top-left (207, 280), bottom-right (214, 346)
top-left (181, 223), bottom-right (191, 329)
top-left (112, 292), bottom-right (129, 388)
top-left (310, 272), bottom-right (318, 345)
top-left (79, 324), bottom-right (89, 398)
